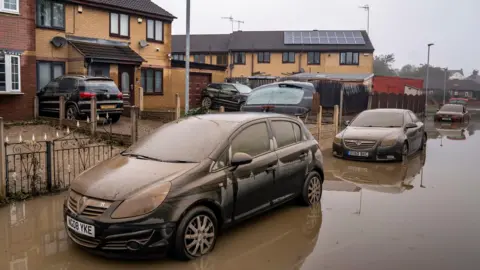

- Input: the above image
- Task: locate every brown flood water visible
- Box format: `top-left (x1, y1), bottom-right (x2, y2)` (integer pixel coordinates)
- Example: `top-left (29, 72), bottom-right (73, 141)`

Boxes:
top-left (1, 117), bottom-right (480, 270)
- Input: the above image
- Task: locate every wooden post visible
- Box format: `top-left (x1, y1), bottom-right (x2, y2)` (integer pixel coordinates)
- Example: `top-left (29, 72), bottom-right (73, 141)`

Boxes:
top-left (59, 96), bottom-right (65, 126)
top-left (316, 106), bottom-right (323, 142)
top-left (0, 117), bottom-right (6, 197)
top-left (367, 93), bottom-right (373, 110)
top-left (34, 96), bottom-right (39, 119)
top-left (90, 96), bottom-right (97, 135)
top-left (339, 86), bottom-right (344, 129)
top-left (138, 87), bottom-right (144, 119)
top-left (131, 106), bottom-right (138, 144)
top-left (175, 93), bottom-right (181, 120)
top-left (219, 106), bottom-right (225, 113)
top-left (333, 105), bottom-right (339, 135)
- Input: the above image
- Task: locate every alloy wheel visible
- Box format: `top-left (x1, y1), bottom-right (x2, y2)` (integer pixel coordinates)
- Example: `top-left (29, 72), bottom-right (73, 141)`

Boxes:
top-left (184, 215), bottom-right (215, 257)
top-left (202, 98), bottom-right (212, 109)
top-left (66, 107), bottom-right (76, 120)
top-left (307, 177), bottom-right (322, 204)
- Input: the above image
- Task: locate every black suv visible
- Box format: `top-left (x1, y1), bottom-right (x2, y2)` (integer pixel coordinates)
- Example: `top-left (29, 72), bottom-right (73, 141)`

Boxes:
top-left (201, 83), bottom-right (253, 111)
top-left (38, 75), bottom-right (124, 123)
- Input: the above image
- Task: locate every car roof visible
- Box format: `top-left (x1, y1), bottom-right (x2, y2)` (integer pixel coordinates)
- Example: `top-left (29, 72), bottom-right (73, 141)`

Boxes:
top-left (368, 108), bottom-right (409, 113)
top-left (253, 81), bottom-right (315, 91)
top-left (193, 112), bottom-right (296, 124)
top-left (59, 75), bottom-right (114, 81)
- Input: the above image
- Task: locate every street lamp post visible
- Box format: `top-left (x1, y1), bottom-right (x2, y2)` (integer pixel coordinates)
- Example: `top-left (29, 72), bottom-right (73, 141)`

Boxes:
top-left (184, 0), bottom-right (191, 112)
top-left (359, 4), bottom-right (370, 34)
top-left (443, 67), bottom-right (448, 105)
top-left (425, 43), bottom-right (434, 115)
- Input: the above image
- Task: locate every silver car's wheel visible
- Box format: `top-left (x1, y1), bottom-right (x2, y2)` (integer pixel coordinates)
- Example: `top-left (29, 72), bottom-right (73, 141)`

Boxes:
top-left (184, 215), bottom-right (216, 257)
top-left (308, 177), bottom-right (322, 205)
top-left (401, 142), bottom-right (409, 162)
top-left (201, 97), bottom-right (212, 109)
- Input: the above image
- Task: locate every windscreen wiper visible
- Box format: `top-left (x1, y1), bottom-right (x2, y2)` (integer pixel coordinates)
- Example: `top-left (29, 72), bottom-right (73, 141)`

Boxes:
top-left (121, 153), bottom-right (163, 162)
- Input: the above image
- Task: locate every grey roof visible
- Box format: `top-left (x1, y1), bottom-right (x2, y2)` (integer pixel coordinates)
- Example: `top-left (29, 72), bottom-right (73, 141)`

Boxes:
top-left (448, 79), bottom-right (480, 91)
top-left (73, 0), bottom-right (175, 20)
top-left (286, 72), bottom-right (374, 81)
top-left (172, 30), bottom-right (374, 53)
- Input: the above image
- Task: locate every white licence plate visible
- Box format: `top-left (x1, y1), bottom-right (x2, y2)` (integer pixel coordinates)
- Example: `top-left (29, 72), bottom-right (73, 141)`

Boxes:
top-left (348, 151), bottom-right (369, 157)
top-left (442, 118), bottom-right (451, 121)
top-left (67, 216), bottom-right (95, 238)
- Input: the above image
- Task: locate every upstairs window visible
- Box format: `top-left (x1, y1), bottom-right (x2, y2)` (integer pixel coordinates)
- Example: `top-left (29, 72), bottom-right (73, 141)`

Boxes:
top-left (216, 54), bottom-right (228, 65)
top-left (0, 54), bottom-right (21, 92)
top-left (340, 52), bottom-right (359, 65)
top-left (147, 19), bottom-right (164, 42)
top-left (172, 54), bottom-right (185, 61)
top-left (257, 52), bottom-right (270, 64)
top-left (307, 52), bottom-right (320, 65)
top-left (193, 54), bottom-right (206, 63)
top-left (1, 0), bottom-right (19, 13)
top-left (110, 13), bottom-right (129, 37)
top-left (37, 0), bottom-right (65, 29)
top-left (282, 52), bottom-right (295, 63)
top-left (234, 52), bottom-right (246, 65)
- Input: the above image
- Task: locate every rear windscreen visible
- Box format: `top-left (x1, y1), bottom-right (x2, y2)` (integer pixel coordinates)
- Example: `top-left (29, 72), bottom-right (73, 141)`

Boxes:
top-left (246, 85), bottom-right (305, 105)
top-left (85, 80), bottom-right (120, 93)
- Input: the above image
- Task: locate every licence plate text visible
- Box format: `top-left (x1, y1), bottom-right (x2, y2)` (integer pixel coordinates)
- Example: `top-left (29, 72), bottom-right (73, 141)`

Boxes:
top-left (101, 105), bottom-right (116, 110)
top-left (67, 216), bottom-right (95, 237)
top-left (348, 151), bottom-right (369, 157)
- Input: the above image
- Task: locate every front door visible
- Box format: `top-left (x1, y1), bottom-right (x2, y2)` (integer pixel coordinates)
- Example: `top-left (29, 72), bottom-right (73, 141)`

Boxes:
top-left (118, 65), bottom-right (135, 106)
top-left (189, 73), bottom-right (211, 108)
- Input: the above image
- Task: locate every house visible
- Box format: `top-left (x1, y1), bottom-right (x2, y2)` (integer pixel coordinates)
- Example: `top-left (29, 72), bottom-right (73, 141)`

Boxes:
top-left (448, 79), bottom-right (480, 99)
top-left (372, 76), bottom-right (424, 95)
top-left (448, 69), bottom-right (465, 80)
top-left (0, 0), bottom-right (36, 121)
top-left (172, 30), bottom-right (375, 78)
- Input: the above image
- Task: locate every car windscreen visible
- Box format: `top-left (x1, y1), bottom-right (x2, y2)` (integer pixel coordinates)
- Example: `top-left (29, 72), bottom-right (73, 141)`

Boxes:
top-left (234, 84), bottom-right (252, 94)
top-left (122, 117), bottom-right (235, 162)
top-left (441, 104), bottom-right (463, 112)
top-left (85, 80), bottom-right (120, 93)
top-left (246, 85), bottom-right (305, 105)
top-left (449, 100), bottom-right (466, 105)
top-left (350, 111), bottom-right (404, 128)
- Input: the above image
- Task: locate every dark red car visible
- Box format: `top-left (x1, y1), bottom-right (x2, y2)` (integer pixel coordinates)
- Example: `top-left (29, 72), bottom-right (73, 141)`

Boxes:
top-left (435, 104), bottom-right (469, 122)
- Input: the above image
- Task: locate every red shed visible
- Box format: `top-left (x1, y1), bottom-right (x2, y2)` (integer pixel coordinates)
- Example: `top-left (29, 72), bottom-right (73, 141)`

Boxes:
top-left (372, 76), bottom-right (424, 94)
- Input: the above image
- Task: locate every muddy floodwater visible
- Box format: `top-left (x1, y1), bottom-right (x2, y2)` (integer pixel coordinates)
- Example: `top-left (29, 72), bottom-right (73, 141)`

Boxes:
top-left (2, 115), bottom-right (480, 270)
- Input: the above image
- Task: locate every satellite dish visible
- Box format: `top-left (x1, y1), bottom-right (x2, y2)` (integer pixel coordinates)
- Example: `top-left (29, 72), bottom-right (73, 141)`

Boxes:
top-left (139, 40), bottom-right (149, 48)
top-left (51, 36), bottom-right (67, 48)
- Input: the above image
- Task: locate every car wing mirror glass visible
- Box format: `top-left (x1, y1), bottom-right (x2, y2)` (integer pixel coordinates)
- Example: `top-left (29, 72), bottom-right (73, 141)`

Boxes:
top-left (231, 152), bottom-right (253, 168)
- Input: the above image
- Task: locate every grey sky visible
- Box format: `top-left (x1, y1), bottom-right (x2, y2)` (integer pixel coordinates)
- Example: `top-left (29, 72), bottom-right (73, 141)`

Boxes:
top-left (155, 0), bottom-right (478, 75)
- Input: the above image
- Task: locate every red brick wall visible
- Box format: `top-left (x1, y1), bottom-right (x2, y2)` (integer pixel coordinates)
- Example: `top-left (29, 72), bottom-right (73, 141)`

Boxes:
top-left (0, 0), bottom-right (37, 121)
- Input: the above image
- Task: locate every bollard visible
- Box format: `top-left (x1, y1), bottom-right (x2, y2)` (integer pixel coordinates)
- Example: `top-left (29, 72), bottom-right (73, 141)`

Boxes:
top-left (175, 93), bottom-right (181, 120)
top-left (90, 96), bottom-right (97, 135)
top-left (0, 117), bottom-right (5, 197)
top-left (316, 106), bottom-right (323, 142)
top-left (333, 105), bottom-right (339, 135)
top-left (131, 106), bottom-right (138, 144)
top-left (219, 106), bottom-right (225, 113)
top-left (59, 96), bottom-right (65, 126)
top-left (34, 96), bottom-right (39, 119)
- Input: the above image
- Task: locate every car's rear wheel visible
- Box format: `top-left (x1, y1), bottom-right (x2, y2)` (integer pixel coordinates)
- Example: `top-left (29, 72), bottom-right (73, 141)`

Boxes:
top-left (109, 114), bottom-right (121, 124)
top-left (201, 97), bottom-right (212, 109)
top-left (173, 206), bottom-right (218, 261)
top-left (299, 171), bottom-right (323, 206)
top-left (420, 133), bottom-right (427, 151)
top-left (66, 105), bottom-right (79, 120)
top-left (401, 142), bottom-right (409, 162)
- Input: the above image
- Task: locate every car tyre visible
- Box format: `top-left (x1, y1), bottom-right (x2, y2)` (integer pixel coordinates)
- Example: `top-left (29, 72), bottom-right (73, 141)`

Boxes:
top-left (419, 133), bottom-right (427, 151)
top-left (201, 97), bottom-right (212, 109)
top-left (66, 105), bottom-right (79, 120)
top-left (239, 102), bottom-right (245, 112)
top-left (400, 142), bottom-right (409, 163)
top-left (299, 171), bottom-right (323, 206)
top-left (109, 114), bottom-right (121, 124)
top-left (173, 206), bottom-right (218, 261)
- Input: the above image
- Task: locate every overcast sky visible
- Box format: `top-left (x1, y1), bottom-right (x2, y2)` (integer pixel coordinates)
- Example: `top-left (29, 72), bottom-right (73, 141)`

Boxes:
top-left (155, 0), bottom-right (478, 75)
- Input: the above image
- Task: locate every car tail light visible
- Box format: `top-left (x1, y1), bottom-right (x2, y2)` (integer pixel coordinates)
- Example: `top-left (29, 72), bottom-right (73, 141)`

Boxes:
top-left (117, 92), bottom-right (123, 99)
top-left (79, 92), bottom-right (96, 99)
top-left (261, 105), bottom-right (275, 110)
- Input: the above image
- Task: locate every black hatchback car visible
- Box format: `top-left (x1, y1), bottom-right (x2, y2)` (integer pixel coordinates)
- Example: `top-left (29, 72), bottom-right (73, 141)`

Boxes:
top-left (64, 113), bottom-right (324, 260)
top-left (201, 83), bottom-right (253, 111)
top-left (38, 75), bottom-right (124, 123)
top-left (242, 81), bottom-right (315, 118)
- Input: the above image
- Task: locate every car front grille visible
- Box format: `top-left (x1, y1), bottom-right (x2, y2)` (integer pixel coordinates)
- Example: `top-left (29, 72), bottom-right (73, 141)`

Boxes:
top-left (344, 140), bottom-right (377, 150)
top-left (68, 191), bottom-right (112, 218)
top-left (102, 230), bottom-right (154, 250)
top-left (67, 229), bottom-right (100, 248)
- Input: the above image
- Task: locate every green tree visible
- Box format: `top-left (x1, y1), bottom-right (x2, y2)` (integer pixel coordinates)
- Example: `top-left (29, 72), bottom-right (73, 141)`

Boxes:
top-left (373, 54), bottom-right (397, 76)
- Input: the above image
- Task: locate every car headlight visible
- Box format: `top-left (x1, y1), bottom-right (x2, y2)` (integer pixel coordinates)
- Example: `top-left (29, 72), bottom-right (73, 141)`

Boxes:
top-left (333, 136), bottom-right (342, 144)
top-left (111, 182), bottom-right (172, 219)
top-left (380, 135), bottom-right (399, 147)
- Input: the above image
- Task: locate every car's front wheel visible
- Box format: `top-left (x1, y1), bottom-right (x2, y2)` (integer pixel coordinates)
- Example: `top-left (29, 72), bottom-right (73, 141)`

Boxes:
top-left (401, 142), bottom-right (409, 162)
top-left (173, 206), bottom-right (218, 261)
top-left (201, 97), bottom-right (212, 109)
top-left (66, 105), bottom-right (79, 120)
top-left (299, 171), bottom-right (323, 206)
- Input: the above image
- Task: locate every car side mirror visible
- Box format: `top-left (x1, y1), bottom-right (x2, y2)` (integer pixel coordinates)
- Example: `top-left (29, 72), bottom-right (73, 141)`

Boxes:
top-left (231, 152), bottom-right (253, 168)
top-left (405, 123), bottom-right (417, 129)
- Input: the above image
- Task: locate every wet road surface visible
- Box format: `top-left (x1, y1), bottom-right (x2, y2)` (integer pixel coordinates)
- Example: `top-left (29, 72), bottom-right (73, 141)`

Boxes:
top-left (2, 113), bottom-right (480, 270)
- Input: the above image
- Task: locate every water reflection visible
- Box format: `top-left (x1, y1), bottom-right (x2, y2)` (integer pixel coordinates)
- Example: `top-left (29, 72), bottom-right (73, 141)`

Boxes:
top-left (0, 193), bottom-right (322, 270)
top-left (328, 151), bottom-right (426, 194)
top-left (434, 122), bottom-right (470, 141)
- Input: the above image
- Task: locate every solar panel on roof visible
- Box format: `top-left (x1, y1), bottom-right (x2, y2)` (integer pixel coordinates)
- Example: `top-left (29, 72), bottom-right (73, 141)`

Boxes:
top-left (283, 31), bottom-right (366, 45)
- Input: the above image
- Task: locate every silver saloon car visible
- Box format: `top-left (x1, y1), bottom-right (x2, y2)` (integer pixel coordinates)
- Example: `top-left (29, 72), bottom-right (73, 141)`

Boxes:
top-left (332, 109), bottom-right (427, 162)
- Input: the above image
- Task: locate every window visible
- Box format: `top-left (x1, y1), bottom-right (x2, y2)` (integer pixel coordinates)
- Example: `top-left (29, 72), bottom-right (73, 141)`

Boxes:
top-left (282, 52), bottom-right (295, 63)
top-left (216, 54), bottom-right (228, 65)
top-left (246, 85), bottom-right (305, 105)
top-left (58, 78), bottom-right (77, 92)
top-left (212, 149), bottom-right (228, 171)
top-left (172, 54), bottom-right (185, 61)
top-left (340, 52), bottom-right (359, 65)
top-left (293, 123), bottom-right (302, 142)
top-left (234, 52), bottom-right (246, 65)
top-left (257, 52), bottom-right (270, 64)
top-left (271, 121), bottom-right (297, 148)
top-left (37, 0), bottom-right (65, 29)
top-left (37, 61), bottom-right (65, 91)
top-left (147, 19), bottom-right (163, 42)
top-left (193, 54), bottom-right (206, 63)
top-left (350, 110), bottom-right (404, 128)
top-left (307, 52), bottom-right (320, 65)
top-left (232, 123), bottom-right (270, 157)
top-left (141, 68), bottom-right (163, 95)
top-left (110, 12), bottom-right (129, 37)
top-left (1, 0), bottom-right (19, 13)
top-left (409, 112), bottom-right (419, 123)
top-left (0, 54), bottom-right (21, 92)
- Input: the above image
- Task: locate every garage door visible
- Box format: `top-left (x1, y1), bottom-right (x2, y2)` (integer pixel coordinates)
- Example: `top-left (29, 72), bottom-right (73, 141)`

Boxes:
top-left (189, 73), bottom-right (211, 108)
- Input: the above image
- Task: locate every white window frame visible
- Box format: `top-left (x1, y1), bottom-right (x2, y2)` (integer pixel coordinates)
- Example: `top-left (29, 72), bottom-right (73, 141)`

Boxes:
top-left (0, 0), bottom-right (20, 14)
top-left (1, 54), bottom-right (21, 92)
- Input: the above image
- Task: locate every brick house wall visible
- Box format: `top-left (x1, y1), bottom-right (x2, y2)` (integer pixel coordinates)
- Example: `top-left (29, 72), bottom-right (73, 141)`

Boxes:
top-left (0, 0), bottom-right (37, 121)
